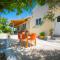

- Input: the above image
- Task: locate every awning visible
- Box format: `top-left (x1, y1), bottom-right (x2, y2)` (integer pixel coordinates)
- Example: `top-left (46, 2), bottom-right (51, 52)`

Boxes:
top-left (10, 17), bottom-right (31, 27)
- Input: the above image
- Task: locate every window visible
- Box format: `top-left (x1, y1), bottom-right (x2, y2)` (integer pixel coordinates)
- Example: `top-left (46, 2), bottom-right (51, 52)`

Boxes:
top-left (36, 18), bottom-right (41, 25)
top-left (36, 19), bottom-right (39, 25)
top-left (39, 18), bottom-right (41, 24)
top-left (57, 16), bottom-right (60, 22)
top-left (23, 24), bottom-right (26, 29)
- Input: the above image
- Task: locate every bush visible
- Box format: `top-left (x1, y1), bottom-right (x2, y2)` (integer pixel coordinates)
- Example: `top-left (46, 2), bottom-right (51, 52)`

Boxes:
top-left (0, 24), bottom-right (12, 33)
top-left (0, 30), bottom-right (3, 33)
top-left (3, 27), bottom-right (12, 33)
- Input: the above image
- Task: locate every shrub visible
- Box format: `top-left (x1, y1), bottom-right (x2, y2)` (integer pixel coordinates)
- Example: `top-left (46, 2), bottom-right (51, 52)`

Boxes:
top-left (3, 26), bottom-right (12, 33)
top-left (39, 32), bottom-right (45, 36)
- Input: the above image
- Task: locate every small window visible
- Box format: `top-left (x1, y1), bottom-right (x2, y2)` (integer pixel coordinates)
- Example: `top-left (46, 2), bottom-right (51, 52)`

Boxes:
top-left (36, 19), bottom-right (39, 25)
top-left (36, 18), bottom-right (41, 25)
top-left (23, 24), bottom-right (26, 29)
top-left (39, 18), bottom-right (41, 24)
top-left (57, 16), bottom-right (60, 22)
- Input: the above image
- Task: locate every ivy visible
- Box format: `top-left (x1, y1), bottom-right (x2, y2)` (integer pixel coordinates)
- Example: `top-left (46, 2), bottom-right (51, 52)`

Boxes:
top-left (36, 0), bottom-right (45, 5)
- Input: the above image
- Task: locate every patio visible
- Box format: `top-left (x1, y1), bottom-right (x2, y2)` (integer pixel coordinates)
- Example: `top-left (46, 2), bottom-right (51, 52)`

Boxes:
top-left (0, 33), bottom-right (60, 60)
top-left (0, 0), bottom-right (60, 60)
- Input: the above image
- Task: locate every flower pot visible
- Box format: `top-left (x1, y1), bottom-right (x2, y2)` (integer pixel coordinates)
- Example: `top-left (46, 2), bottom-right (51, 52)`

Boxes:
top-left (40, 35), bottom-right (45, 39)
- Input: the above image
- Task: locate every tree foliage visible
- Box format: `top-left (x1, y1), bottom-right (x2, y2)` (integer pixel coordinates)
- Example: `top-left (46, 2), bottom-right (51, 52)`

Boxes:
top-left (0, 17), bottom-right (12, 33)
top-left (36, 0), bottom-right (46, 5)
top-left (0, 0), bottom-right (60, 22)
top-left (0, 0), bottom-right (33, 15)
top-left (0, 17), bottom-right (7, 24)
top-left (0, 0), bottom-right (60, 15)
top-left (44, 10), bottom-right (55, 21)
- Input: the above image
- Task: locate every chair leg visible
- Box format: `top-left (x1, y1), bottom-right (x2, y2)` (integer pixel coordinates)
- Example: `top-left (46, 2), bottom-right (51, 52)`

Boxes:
top-left (30, 40), bottom-right (33, 46)
top-left (21, 40), bottom-right (23, 47)
top-left (26, 38), bottom-right (28, 48)
top-left (20, 39), bottom-right (23, 47)
top-left (20, 39), bottom-right (22, 47)
top-left (35, 39), bottom-right (36, 46)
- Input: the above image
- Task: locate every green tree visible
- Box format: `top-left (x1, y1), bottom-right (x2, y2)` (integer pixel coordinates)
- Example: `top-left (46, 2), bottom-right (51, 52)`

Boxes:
top-left (0, 0), bottom-right (33, 15)
top-left (43, 0), bottom-right (60, 22)
top-left (3, 26), bottom-right (12, 33)
top-left (0, 0), bottom-right (60, 15)
top-left (0, 17), bottom-right (12, 33)
top-left (0, 0), bottom-right (60, 21)
top-left (0, 17), bottom-right (7, 24)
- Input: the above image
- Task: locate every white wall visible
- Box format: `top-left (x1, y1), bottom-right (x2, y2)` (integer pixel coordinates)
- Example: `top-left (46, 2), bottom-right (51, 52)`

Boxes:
top-left (31, 4), bottom-right (48, 27)
top-left (53, 6), bottom-right (60, 35)
top-left (32, 4), bottom-right (48, 18)
top-left (27, 4), bottom-right (60, 35)
top-left (28, 4), bottom-right (53, 35)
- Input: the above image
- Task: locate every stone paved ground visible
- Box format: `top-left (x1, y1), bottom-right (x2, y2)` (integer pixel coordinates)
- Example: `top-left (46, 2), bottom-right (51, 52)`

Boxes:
top-left (0, 38), bottom-right (60, 60)
top-left (9, 38), bottom-right (60, 60)
top-left (13, 47), bottom-right (60, 60)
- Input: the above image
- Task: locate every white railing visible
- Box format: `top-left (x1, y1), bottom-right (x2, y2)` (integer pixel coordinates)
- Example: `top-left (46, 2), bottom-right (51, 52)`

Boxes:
top-left (0, 33), bottom-right (18, 40)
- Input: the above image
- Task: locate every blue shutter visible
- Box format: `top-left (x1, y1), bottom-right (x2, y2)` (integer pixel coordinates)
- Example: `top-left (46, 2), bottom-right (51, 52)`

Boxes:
top-left (39, 18), bottom-right (41, 24)
top-left (23, 24), bottom-right (26, 28)
top-left (36, 19), bottom-right (38, 25)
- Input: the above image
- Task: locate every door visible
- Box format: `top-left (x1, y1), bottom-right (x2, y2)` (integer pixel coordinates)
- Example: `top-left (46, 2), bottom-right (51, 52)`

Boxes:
top-left (54, 16), bottom-right (60, 35)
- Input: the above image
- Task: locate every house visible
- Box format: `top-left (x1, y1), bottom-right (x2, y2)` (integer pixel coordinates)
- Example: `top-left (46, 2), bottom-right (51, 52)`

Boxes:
top-left (10, 4), bottom-right (60, 36)
top-left (26, 4), bottom-right (53, 35)
top-left (26, 4), bottom-right (60, 36)
top-left (10, 17), bottom-right (31, 34)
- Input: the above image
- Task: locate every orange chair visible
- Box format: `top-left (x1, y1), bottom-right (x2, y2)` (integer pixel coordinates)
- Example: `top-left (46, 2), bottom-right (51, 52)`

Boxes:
top-left (25, 30), bottom-right (30, 48)
top-left (30, 33), bottom-right (36, 46)
top-left (21, 31), bottom-right (26, 40)
top-left (21, 31), bottom-right (30, 48)
top-left (21, 31), bottom-right (26, 47)
top-left (18, 32), bottom-right (22, 41)
top-left (18, 32), bottom-right (23, 47)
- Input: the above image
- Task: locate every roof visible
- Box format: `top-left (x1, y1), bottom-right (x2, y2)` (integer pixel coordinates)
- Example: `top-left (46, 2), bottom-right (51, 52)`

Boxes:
top-left (10, 17), bottom-right (31, 27)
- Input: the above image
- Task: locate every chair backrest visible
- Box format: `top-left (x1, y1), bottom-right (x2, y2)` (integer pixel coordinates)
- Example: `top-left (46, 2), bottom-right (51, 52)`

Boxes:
top-left (18, 31), bottom-right (22, 39)
top-left (30, 33), bottom-right (36, 40)
top-left (21, 31), bottom-right (26, 40)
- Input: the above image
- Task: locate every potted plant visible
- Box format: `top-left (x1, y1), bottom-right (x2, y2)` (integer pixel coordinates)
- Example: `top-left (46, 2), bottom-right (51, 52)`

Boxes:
top-left (39, 32), bottom-right (45, 39)
top-left (49, 29), bottom-right (53, 39)
top-left (49, 29), bottom-right (53, 36)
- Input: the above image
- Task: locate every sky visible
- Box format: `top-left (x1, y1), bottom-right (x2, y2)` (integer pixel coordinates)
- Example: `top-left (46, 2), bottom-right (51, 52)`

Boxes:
top-left (0, 9), bottom-right (32, 21)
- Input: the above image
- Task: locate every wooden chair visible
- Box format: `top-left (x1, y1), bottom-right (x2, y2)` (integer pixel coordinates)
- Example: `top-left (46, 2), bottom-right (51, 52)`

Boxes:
top-left (21, 31), bottom-right (26, 47)
top-left (21, 31), bottom-right (26, 40)
top-left (18, 32), bottom-right (22, 41)
top-left (18, 32), bottom-right (22, 46)
top-left (30, 33), bottom-right (36, 46)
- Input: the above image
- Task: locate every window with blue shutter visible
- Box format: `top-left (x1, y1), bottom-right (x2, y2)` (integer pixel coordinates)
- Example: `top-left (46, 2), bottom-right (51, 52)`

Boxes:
top-left (39, 18), bottom-right (41, 24)
top-left (36, 19), bottom-right (39, 25)
top-left (36, 18), bottom-right (41, 25)
top-left (23, 24), bottom-right (26, 29)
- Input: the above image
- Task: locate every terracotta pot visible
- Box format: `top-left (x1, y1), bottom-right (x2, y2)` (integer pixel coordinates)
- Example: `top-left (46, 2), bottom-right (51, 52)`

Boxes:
top-left (40, 35), bottom-right (45, 39)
